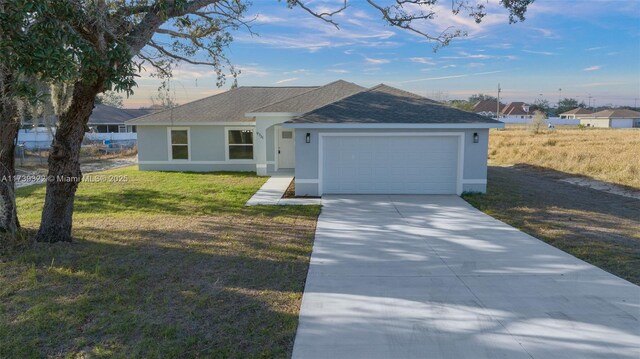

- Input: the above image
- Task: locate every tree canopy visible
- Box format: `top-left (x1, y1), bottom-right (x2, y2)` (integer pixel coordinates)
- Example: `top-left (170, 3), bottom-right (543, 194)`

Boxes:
top-left (557, 98), bottom-right (587, 114)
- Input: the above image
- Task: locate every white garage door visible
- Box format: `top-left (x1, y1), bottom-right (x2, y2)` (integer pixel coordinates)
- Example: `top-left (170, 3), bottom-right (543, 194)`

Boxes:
top-left (321, 135), bottom-right (460, 194)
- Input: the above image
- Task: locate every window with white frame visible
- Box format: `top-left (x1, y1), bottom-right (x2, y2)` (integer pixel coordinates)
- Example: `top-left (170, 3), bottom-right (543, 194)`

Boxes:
top-left (227, 129), bottom-right (254, 160)
top-left (170, 129), bottom-right (189, 160)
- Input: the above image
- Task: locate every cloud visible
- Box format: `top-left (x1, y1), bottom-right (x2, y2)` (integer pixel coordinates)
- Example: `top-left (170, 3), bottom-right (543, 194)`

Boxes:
top-left (236, 6), bottom-right (397, 52)
top-left (364, 57), bottom-right (390, 65)
top-left (328, 69), bottom-right (350, 73)
top-left (252, 14), bottom-right (287, 24)
top-left (575, 81), bottom-right (625, 88)
top-left (441, 51), bottom-right (517, 61)
top-left (409, 57), bottom-right (435, 65)
top-left (487, 43), bottom-right (513, 49)
top-left (284, 69), bottom-right (309, 75)
top-left (275, 77), bottom-right (298, 84)
top-left (531, 27), bottom-right (557, 38)
top-left (395, 70), bottom-right (502, 84)
top-left (522, 50), bottom-right (557, 56)
top-left (583, 65), bottom-right (602, 72)
top-left (403, 1), bottom-right (510, 40)
top-left (586, 46), bottom-right (606, 51)
top-left (236, 65), bottom-right (270, 77)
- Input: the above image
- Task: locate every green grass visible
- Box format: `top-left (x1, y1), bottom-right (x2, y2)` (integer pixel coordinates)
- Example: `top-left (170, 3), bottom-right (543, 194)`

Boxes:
top-left (1, 166), bottom-right (321, 358)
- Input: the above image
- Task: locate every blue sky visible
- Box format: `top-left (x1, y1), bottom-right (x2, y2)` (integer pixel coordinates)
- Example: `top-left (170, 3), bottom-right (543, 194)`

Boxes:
top-left (126, 0), bottom-right (640, 108)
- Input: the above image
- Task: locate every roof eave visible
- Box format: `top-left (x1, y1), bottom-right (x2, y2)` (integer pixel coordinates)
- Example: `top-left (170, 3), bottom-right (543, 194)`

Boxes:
top-left (244, 112), bottom-right (304, 118)
top-left (282, 122), bottom-right (505, 129)
top-left (125, 121), bottom-right (256, 126)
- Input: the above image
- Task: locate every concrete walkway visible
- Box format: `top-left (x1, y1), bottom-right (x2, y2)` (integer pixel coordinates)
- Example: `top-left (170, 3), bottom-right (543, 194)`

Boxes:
top-left (293, 195), bottom-right (640, 359)
top-left (245, 172), bottom-right (321, 206)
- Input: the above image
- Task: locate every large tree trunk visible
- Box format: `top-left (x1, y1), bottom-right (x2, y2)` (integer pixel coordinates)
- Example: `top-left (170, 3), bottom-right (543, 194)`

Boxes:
top-left (35, 80), bottom-right (103, 243)
top-left (0, 67), bottom-right (20, 235)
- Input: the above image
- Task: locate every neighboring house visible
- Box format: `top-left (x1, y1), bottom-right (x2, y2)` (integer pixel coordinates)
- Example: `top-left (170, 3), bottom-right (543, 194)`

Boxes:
top-left (501, 102), bottom-right (533, 121)
top-left (472, 99), bottom-right (506, 118)
top-left (127, 80), bottom-right (503, 196)
top-left (17, 104), bottom-right (152, 149)
top-left (578, 109), bottom-right (640, 128)
top-left (88, 104), bottom-right (153, 133)
top-left (559, 107), bottom-right (593, 119)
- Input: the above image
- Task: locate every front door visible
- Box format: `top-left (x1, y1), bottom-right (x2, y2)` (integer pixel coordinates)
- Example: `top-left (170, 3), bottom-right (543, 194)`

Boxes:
top-left (277, 127), bottom-right (295, 169)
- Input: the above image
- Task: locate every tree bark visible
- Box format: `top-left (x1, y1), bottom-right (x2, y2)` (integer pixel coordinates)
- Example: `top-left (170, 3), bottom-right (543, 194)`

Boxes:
top-left (0, 68), bottom-right (20, 235)
top-left (35, 79), bottom-right (103, 243)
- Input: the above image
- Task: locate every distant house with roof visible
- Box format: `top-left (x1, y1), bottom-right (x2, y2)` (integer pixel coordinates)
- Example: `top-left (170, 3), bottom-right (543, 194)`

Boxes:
top-left (501, 102), bottom-right (532, 121)
top-left (87, 104), bottom-right (154, 133)
top-left (578, 109), bottom-right (640, 128)
top-left (559, 108), bottom-right (593, 119)
top-left (472, 100), bottom-right (506, 118)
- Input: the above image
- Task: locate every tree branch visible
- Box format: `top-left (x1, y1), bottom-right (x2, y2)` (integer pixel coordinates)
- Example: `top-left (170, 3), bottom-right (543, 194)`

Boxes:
top-left (147, 40), bottom-right (216, 66)
top-left (290, 0), bottom-right (347, 28)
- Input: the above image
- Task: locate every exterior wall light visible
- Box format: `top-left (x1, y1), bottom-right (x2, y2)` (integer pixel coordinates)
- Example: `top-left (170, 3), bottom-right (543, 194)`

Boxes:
top-left (306, 133), bottom-right (311, 143)
top-left (473, 132), bottom-right (479, 143)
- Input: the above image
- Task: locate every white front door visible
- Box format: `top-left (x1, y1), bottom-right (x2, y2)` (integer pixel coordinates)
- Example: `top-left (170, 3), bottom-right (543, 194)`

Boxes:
top-left (278, 127), bottom-right (295, 169)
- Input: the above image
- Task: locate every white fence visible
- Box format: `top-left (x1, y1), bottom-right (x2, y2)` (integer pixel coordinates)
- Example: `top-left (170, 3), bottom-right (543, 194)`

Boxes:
top-left (499, 116), bottom-right (580, 125)
top-left (17, 128), bottom-right (137, 150)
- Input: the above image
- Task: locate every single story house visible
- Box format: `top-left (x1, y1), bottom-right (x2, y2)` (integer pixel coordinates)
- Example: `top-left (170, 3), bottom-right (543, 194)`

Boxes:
top-left (501, 102), bottom-right (532, 121)
top-left (578, 109), bottom-right (640, 128)
top-left (559, 107), bottom-right (593, 119)
top-left (472, 99), bottom-right (506, 118)
top-left (127, 80), bottom-right (504, 196)
top-left (88, 104), bottom-right (153, 133)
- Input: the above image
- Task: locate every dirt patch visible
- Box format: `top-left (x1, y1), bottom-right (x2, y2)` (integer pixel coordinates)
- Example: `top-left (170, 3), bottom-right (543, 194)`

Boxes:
top-left (464, 165), bottom-right (640, 285)
top-left (282, 179), bottom-right (320, 199)
top-left (559, 177), bottom-right (640, 200)
top-left (14, 156), bottom-right (137, 189)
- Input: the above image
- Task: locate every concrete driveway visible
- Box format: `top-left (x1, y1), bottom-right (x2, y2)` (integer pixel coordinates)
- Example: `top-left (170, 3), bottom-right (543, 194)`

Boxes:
top-left (293, 195), bottom-right (640, 359)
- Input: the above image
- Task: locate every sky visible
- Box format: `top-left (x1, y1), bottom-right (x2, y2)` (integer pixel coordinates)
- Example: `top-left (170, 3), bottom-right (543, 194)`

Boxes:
top-left (124, 0), bottom-right (640, 108)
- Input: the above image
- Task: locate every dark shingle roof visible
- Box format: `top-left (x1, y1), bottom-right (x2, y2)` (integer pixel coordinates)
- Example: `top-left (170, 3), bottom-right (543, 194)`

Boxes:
top-left (560, 107), bottom-right (593, 115)
top-left (87, 105), bottom-right (154, 125)
top-left (473, 100), bottom-right (506, 113)
top-left (127, 86), bottom-right (317, 124)
top-left (502, 102), bottom-right (529, 115)
top-left (250, 80), bottom-right (366, 113)
top-left (580, 109), bottom-right (640, 118)
top-left (287, 84), bottom-right (502, 124)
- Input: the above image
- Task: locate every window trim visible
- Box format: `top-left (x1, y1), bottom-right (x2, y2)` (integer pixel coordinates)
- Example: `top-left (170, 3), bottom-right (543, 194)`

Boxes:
top-left (225, 127), bottom-right (255, 161)
top-left (167, 127), bottom-right (191, 161)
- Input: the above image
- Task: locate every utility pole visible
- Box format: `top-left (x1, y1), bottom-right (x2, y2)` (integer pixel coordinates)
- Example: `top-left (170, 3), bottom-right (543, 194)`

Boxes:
top-left (588, 93), bottom-right (593, 109)
top-left (497, 83), bottom-right (501, 120)
top-left (558, 88), bottom-right (562, 104)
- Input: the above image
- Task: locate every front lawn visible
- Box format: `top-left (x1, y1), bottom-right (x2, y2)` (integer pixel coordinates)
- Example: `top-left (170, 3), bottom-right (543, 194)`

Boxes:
top-left (1, 167), bottom-right (320, 358)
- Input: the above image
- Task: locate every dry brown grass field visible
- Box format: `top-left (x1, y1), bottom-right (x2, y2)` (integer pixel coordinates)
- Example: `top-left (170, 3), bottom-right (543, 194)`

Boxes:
top-left (488, 126), bottom-right (640, 189)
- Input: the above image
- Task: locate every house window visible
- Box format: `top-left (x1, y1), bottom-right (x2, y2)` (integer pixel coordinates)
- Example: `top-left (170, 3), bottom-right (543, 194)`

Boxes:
top-left (95, 124), bottom-right (120, 133)
top-left (170, 129), bottom-right (189, 160)
top-left (227, 129), bottom-right (253, 160)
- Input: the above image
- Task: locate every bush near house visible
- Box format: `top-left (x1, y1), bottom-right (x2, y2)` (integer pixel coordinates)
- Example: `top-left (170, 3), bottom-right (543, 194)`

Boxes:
top-left (0, 167), bottom-right (320, 358)
top-left (489, 126), bottom-right (640, 189)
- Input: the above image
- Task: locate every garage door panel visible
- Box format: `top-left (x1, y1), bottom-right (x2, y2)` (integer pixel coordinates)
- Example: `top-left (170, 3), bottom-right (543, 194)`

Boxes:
top-left (322, 135), bottom-right (459, 194)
